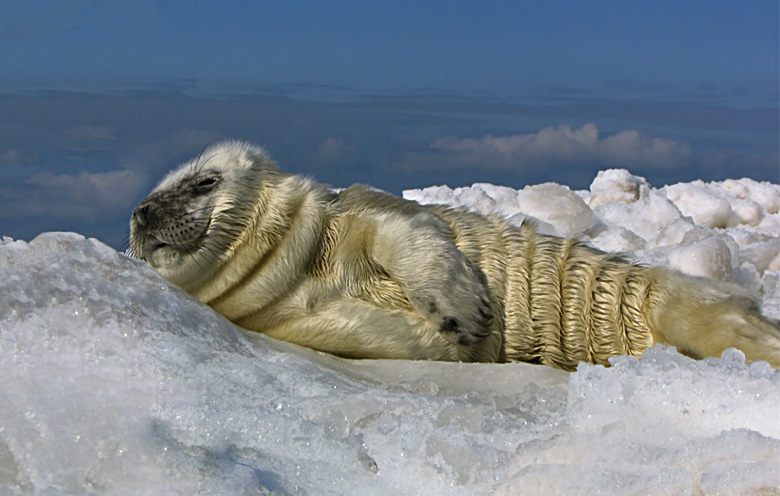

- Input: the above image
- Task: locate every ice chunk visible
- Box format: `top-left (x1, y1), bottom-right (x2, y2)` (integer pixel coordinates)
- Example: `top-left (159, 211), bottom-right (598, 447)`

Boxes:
top-left (498, 346), bottom-right (780, 496)
top-left (728, 197), bottom-right (765, 227)
top-left (453, 187), bottom-right (496, 215)
top-left (668, 235), bottom-right (734, 281)
top-left (595, 190), bottom-right (683, 244)
top-left (585, 224), bottom-right (647, 253)
top-left (471, 183), bottom-right (523, 217)
top-left (722, 178), bottom-right (780, 214)
top-left (516, 183), bottom-right (597, 237)
top-left (665, 182), bottom-right (732, 229)
top-left (403, 184), bottom-right (455, 205)
top-left (654, 216), bottom-right (698, 247)
top-left (739, 237), bottom-right (780, 274)
top-left (588, 168), bottom-right (650, 208)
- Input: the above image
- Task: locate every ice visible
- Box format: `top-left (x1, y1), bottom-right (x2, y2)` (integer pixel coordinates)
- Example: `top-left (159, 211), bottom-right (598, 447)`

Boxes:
top-left (594, 191), bottom-right (686, 246)
top-left (668, 236), bottom-right (734, 281)
top-left (665, 182), bottom-right (732, 229)
top-left (3, 168), bottom-right (780, 494)
top-left (588, 168), bottom-right (651, 208)
top-left (515, 183), bottom-right (598, 237)
top-left (721, 178), bottom-right (780, 215)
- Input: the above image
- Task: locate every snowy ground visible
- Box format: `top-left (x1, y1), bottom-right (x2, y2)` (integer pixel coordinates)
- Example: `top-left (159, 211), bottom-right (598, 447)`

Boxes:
top-left (1, 169), bottom-right (779, 495)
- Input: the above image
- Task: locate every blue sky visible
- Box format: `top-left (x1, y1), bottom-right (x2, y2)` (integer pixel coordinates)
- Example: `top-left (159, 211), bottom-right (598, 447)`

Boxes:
top-left (1, 1), bottom-right (778, 248)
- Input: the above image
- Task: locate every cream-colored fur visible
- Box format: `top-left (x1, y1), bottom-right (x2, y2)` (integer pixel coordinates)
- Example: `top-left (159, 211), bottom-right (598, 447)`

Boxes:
top-left (130, 141), bottom-right (780, 370)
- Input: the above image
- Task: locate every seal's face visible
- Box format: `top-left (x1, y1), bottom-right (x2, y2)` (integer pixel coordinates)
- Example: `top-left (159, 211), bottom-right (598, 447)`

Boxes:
top-left (131, 169), bottom-right (222, 270)
top-left (130, 141), bottom-right (277, 287)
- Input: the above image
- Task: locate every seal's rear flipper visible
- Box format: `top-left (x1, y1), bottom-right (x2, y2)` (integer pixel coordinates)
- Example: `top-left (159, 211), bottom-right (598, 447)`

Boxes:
top-left (646, 266), bottom-right (780, 367)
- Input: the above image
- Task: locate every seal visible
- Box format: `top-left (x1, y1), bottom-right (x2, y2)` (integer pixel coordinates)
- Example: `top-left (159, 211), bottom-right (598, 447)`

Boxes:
top-left (129, 140), bottom-right (780, 370)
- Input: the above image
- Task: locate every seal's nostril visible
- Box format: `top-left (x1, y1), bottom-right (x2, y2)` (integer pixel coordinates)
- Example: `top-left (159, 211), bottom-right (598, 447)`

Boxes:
top-left (134, 204), bottom-right (150, 226)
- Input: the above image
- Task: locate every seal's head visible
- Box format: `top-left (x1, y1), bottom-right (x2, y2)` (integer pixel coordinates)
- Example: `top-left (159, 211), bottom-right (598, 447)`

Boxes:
top-left (130, 140), bottom-right (280, 288)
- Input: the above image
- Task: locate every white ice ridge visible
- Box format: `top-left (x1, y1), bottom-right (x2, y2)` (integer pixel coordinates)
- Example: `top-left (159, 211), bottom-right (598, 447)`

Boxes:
top-left (1, 168), bottom-right (779, 495)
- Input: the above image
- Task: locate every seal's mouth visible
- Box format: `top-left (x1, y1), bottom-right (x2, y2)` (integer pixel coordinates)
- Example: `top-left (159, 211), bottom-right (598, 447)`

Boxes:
top-left (144, 228), bottom-right (208, 259)
top-left (146, 238), bottom-right (186, 255)
top-left (149, 240), bottom-right (169, 252)
top-left (142, 238), bottom-right (186, 270)
top-left (136, 232), bottom-right (180, 262)
top-left (137, 237), bottom-right (168, 262)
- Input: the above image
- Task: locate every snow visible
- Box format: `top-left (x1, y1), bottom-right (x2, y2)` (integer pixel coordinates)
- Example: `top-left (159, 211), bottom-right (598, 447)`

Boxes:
top-left (2, 169), bottom-right (780, 495)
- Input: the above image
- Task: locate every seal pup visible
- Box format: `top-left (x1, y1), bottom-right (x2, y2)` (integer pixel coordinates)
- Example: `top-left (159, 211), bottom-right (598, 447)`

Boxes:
top-left (129, 141), bottom-right (780, 370)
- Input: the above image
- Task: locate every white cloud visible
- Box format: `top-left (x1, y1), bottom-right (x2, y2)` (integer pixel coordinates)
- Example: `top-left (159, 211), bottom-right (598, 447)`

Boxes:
top-left (62, 125), bottom-right (118, 142)
top-left (1, 148), bottom-right (38, 166)
top-left (24, 169), bottom-right (146, 222)
top-left (310, 137), bottom-right (353, 165)
top-left (402, 123), bottom-right (692, 171)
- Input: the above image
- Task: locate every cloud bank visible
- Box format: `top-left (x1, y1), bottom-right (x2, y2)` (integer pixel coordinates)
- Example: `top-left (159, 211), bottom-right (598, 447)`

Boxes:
top-left (403, 124), bottom-right (693, 173)
top-left (24, 169), bottom-right (146, 222)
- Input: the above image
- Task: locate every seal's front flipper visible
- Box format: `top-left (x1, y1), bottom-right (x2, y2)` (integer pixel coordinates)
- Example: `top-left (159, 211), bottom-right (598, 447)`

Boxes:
top-left (423, 258), bottom-right (494, 346)
top-left (366, 204), bottom-right (495, 347)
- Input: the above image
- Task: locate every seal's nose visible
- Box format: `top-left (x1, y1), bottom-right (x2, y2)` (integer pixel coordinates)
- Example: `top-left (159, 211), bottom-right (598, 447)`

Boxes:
top-left (133, 203), bottom-right (151, 226)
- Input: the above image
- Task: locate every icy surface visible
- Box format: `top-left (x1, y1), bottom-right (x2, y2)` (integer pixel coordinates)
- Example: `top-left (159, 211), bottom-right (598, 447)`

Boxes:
top-left (2, 169), bottom-right (780, 495)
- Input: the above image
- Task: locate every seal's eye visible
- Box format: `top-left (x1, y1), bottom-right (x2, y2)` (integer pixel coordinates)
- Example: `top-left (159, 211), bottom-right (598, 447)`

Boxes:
top-left (197, 177), bottom-right (218, 188)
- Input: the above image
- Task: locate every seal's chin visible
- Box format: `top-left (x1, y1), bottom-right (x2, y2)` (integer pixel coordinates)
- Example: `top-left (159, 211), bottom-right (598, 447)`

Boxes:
top-left (146, 242), bottom-right (179, 270)
top-left (146, 239), bottom-right (200, 270)
top-left (152, 243), bottom-right (221, 290)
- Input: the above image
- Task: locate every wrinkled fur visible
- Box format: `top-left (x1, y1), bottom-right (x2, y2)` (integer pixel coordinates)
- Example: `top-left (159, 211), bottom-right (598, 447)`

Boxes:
top-left (130, 141), bottom-right (780, 370)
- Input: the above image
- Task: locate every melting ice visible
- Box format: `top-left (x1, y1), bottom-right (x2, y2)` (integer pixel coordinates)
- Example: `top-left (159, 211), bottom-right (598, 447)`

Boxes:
top-left (1, 169), bottom-right (779, 495)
